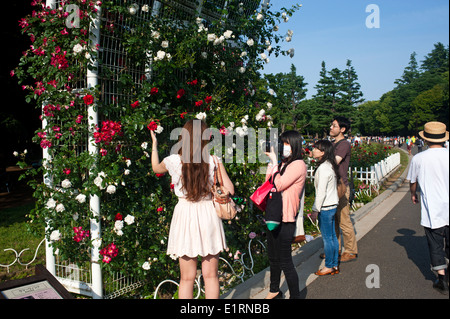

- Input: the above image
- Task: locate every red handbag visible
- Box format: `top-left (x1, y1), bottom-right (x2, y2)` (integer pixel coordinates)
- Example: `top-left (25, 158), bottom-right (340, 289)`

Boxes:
top-left (250, 176), bottom-right (275, 211)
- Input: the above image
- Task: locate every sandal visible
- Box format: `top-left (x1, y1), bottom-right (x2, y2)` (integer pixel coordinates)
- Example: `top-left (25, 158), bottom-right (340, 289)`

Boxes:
top-left (315, 267), bottom-right (338, 276)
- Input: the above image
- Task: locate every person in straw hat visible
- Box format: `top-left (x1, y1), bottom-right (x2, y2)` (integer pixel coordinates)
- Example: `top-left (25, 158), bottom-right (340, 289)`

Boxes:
top-left (407, 121), bottom-right (449, 295)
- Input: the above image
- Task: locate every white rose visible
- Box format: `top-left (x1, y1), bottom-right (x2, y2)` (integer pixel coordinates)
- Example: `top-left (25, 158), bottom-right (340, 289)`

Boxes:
top-left (287, 48), bottom-right (295, 58)
top-left (106, 184), bottom-right (116, 194)
top-left (195, 112), bottom-right (207, 120)
top-left (129, 4), bottom-right (138, 15)
top-left (240, 51), bottom-right (247, 58)
top-left (94, 176), bottom-right (104, 189)
top-left (126, 159), bottom-right (132, 167)
top-left (124, 169), bottom-right (130, 175)
top-left (155, 50), bottom-right (166, 61)
top-left (141, 142), bottom-right (148, 149)
top-left (56, 203), bottom-right (65, 213)
top-left (151, 31), bottom-right (160, 39)
top-left (50, 230), bottom-right (61, 241)
top-left (256, 13), bottom-right (264, 21)
top-left (142, 261), bottom-right (151, 270)
top-left (115, 220), bottom-right (124, 229)
top-left (161, 40), bottom-right (169, 48)
top-left (155, 125), bottom-right (164, 134)
top-left (207, 33), bottom-right (216, 42)
top-left (239, 67), bottom-right (246, 73)
top-left (92, 238), bottom-right (102, 248)
top-left (142, 4), bottom-right (149, 12)
top-left (246, 38), bottom-right (254, 46)
top-left (260, 53), bottom-right (267, 60)
top-left (124, 214), bottom-right (135, 225)
top-left (13, 151), bottom-right (19, 157)
top-left (73, 43), bottom-right (83, 54)
top-left (223, 30), bottom-right (233, 39)
top-left (61, 179), bottom-right (72, 188)
top-left (46, 198), bottom-right (56, 209)
top-left (267, 102), bottom-right (273, 110)
top-left (75, 194), bottom-right (86, 203)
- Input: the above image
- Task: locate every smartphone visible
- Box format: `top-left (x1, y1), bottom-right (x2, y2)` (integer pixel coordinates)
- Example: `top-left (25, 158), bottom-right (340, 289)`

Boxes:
top-left (260, 140), bottom-right (271, 153)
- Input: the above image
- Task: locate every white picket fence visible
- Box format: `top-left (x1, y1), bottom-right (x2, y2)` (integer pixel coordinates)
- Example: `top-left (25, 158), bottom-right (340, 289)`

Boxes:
top-left (307, 152), bottom-right (401, 191)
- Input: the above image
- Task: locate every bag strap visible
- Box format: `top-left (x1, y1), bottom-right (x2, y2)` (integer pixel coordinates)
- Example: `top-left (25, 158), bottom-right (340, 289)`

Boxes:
top-left (270, 171), bottom-right (280, 192)
top-left (212, 156), bottom-right (224, 187)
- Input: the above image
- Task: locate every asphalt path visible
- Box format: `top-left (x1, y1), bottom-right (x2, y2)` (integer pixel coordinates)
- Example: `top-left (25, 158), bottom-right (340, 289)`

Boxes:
top-left (301, 145), bottom-right (448, 299)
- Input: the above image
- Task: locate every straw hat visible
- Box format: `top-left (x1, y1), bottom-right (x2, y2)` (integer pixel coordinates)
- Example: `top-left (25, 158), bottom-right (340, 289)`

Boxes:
top-left (419, 121), bottom-right (449, 143)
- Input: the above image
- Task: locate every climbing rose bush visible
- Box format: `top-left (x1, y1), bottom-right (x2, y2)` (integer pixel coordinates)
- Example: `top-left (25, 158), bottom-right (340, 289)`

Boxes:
top-left (14, 0), bottom-right (301, 288)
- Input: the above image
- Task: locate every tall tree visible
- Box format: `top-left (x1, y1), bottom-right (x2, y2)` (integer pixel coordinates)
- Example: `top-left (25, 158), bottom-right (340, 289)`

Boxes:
top-left (314, 61), bottom-right (335, 107)
top-left (340, 59), bottom-right (364, 112)
top-left (314, 60), bottom-right (363, 119)
top-left (395, 52), bottom-right (420, 86)
top-left (421, 42), bottom-right (449, 73)
top-left (264, 64), bottom-right (308, 131)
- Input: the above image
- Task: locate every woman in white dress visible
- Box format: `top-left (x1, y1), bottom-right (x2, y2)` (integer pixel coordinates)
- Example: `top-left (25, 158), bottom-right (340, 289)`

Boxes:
top-left (150, 119), bottom-right (234, 299)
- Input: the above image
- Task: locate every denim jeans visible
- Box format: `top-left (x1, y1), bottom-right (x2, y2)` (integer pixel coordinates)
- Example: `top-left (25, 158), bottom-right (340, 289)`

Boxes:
top-left (266, 222), bottom-right (300, 298)
top-left (319, 207), bottom-right (339, 268)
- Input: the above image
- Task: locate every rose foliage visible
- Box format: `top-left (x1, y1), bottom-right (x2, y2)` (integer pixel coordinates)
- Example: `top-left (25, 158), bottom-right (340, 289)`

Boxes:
top-left (13, 0), bottom-right (301, 289)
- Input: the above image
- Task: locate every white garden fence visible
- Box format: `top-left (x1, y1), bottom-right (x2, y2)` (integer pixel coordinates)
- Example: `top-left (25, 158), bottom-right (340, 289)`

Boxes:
top-left (307, 152), bottom-right (401, 191)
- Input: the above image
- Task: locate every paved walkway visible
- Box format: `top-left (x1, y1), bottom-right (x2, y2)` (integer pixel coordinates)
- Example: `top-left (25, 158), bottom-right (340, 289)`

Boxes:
top-left (223, 146), bottom-right (448, 299)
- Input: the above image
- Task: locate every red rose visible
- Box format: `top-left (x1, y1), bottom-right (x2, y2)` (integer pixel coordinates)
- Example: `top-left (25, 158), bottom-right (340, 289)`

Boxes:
top-left (150, 87), bottom-right (158, 95)
top-left (147, 121), bottom-right (158, 131)
top-left (180, 112), bottom-right (187, 119)
top-left (176, 89), bottom-right (185, 99)
top-left (115, 213), bottom-right (123, 221)
top-left (195, 100), bottom-right (203, 107)
top-left (131, 101), bottom-right (139, 108)
top-left (205, 96), bottom-right (212, 103)
top-left (157, 207), bottom-right (163, 212)
top-left (83, 94), bottom-right (94, 105)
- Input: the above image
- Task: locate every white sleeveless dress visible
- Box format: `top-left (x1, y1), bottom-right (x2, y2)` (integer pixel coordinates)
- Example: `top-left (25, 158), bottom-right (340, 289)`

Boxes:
top-left (162, 154), bottom-right (227, 260)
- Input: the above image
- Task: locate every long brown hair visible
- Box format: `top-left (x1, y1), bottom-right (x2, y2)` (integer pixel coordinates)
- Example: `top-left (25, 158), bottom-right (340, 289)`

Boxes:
top-left (178, 119), bottom-right (211, 201)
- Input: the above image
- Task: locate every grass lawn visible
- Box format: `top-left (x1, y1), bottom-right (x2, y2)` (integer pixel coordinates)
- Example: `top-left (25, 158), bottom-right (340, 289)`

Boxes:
top-left (0, 202), bottom-right (45, 282)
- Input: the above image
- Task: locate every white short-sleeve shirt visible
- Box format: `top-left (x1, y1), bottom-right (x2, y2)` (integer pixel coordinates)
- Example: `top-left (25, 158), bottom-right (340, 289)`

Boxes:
top-left (163, 154), bottom-right (220, 198)
top-left (406, 148), bottom-right (449, 229)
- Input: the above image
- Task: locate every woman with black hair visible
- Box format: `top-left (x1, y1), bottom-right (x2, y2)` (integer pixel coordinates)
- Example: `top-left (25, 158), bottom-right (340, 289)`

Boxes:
top-left (311, 140), bottom-right (340, 276)
top-left (264, 130), bottom-right (307, 299)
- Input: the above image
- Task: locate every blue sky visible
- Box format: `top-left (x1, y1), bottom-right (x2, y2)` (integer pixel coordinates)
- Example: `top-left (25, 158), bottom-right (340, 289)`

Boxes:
top-left (262, 0), bottom-right (449, 101)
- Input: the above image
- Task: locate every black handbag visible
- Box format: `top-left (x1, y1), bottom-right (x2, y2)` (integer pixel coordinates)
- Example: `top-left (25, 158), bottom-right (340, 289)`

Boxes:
top-left (264, 162), bottom-right (293, 231)
top-left (265, 172), bottom-right (282, 231)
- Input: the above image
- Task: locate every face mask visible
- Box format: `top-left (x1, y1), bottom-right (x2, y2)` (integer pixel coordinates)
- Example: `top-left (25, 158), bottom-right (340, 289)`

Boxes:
top-left (283, 144), bottom-right (292, 158)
